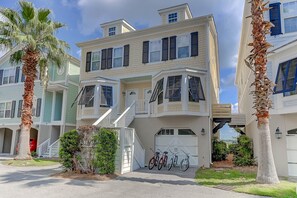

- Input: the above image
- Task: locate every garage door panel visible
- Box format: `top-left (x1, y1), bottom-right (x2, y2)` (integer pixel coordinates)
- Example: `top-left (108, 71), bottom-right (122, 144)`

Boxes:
top-left (155, 133), bottom-right (199, 166)
top-left (287, 150), bottom-right (297, 162)
top-left (286, 135), bottom-right (297, 177)
top-left (288, 164), bottom-right (297, 177)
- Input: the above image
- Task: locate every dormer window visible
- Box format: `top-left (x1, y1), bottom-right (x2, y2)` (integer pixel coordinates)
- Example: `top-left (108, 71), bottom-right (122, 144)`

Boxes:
top-left (109, 27), bottom-right (116, 36)
top-left (168, 13), bottom-right (178, 23)
top-left (283, 1), bottom-right (297, 33)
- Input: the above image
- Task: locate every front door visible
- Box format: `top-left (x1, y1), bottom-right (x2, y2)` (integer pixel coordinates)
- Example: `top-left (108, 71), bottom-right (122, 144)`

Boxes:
top-left (126, 89), bottom-right (138, 108)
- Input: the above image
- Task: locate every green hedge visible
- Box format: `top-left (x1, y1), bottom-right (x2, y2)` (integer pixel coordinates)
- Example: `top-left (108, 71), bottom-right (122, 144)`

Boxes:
top-left (212, 137), bottom-right (228, 161)
top-left (59, 129), bottom-right (80, 171)
top-left (93, 128), bottom-right (118, 174)
top-left (232, 135), bottom-right (255, 166)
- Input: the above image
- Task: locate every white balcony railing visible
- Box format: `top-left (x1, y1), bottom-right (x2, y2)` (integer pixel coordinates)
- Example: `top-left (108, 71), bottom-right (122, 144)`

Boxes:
top-left (135, 99), bottom-right (149, 114)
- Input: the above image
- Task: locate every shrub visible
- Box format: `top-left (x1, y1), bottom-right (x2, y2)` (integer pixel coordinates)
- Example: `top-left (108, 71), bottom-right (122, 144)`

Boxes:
top-left (59, 129), bottom-right (80, 171)
top-left (93, 128), bottom-right (117, 174)
top-left (212, 137), bottom-right (228, 161)
top-left (232, 135), bottom-right (255, 166)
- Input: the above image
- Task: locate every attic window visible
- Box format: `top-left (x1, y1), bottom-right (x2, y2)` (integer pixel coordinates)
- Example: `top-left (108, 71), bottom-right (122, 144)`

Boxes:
top-left (109, 27), bottom-right (116, 36)
top-left (168, 12), bottom-right (178, 23)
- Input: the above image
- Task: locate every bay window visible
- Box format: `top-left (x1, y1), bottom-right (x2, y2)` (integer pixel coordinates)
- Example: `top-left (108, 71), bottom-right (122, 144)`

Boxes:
top-left (79, 85), bottom-right (95, 107)
top-left (188, 76), bottom-right (205, 102)
top-left (101, 85), bottom-right (113, 107)
top-left (165, 75), bottom-right (182, 102)
top-left (149, 78), bottom-right (164, 104)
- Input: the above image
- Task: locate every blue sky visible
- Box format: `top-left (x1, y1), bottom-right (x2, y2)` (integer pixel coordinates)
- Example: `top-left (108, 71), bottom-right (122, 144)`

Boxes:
top-left (1, 0), bottom-right (244, 139)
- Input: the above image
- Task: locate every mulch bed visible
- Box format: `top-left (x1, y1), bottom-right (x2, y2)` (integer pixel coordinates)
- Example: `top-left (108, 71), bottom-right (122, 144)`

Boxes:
top-left (52, 172), bottom-right (118, 181)
top-left (211, 154), bottom-right (257, 173)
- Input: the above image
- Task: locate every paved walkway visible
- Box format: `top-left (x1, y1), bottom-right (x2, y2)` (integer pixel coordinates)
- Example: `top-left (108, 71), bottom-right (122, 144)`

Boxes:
top-left (0, 164), bottom-right (268, 198)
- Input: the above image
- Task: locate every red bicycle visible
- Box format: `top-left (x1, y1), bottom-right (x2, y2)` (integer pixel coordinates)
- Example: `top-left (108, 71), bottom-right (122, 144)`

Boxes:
top-left (158, 151), bottom-right (168, 170)
top-left (148, 148), bottom-right (161, 170)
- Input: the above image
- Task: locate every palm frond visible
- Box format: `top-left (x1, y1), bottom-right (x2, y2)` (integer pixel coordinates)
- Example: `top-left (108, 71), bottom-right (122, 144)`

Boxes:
top-left (19, 1), bottom-right (35, 23)
top-left (9, 50), bottom-right (24, 64)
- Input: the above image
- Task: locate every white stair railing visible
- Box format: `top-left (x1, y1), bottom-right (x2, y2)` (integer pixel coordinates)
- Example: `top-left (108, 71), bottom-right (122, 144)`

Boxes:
top-left (93, 103), bottom-right (118, 127)
top-left (114, 101), bottom-right (136, 127)
top-left (48, 139), bottom-right (60, 158)
top-left (37, 138), bottom-right (50, 157)
top-left (135, 99), bottom-right (149, 114)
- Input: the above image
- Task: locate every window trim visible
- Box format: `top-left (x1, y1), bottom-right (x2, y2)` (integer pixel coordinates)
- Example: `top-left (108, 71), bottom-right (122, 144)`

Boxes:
top-left (91, 50), bottom-right (101, 71)
top-left (149, 39), bottom-right (162, 63)
top-left (283, 1), bottom-right (297, 33)
top-left (2, 68), bottom-right (16, 85)
top-left (100, 85), bottom-right (113, 107)
top-left (0, 101), bottom-right (12, 119)
top-left (113, 46), bottom-right (124, 68)
top-left (176, 33), bottom-right (191, 59)
top-left (168, 12), bottom-right (178, 23)
top-left (109, 27), bottom-right (116, 36)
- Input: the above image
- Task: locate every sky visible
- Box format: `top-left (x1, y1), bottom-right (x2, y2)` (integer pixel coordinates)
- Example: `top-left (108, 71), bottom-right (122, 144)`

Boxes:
top-left (0, 0), bottom-right (245, 140)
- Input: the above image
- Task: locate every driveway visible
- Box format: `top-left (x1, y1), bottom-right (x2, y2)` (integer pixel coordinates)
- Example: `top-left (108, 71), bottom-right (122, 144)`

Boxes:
top-left (0, 164), bottom-right (268, 198)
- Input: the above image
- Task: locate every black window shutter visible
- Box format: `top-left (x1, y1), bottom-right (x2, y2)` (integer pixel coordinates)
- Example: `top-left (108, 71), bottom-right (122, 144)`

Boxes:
top-left (142, 41), bottom-right (149, 64)
top-left (191, 32), bottom-right (199, 57)
top-left (17, 100), bottom-right (23, 118)
top-left (15, 67), bottom-right (20, 83)
top-left (0, 69), bottom-right (3, 85)
top-left (107, 48), bottom-right (113, 69)
top-left (86, 52), bottom-right (92, 72)
top-left (36, 98), bottom-right (42, 117)
top-left (269, 3), bottom-right (282, 36)
top-left (123, 45), bottom-right (130, 67)
top-left (101, 49), bottom-right (107, 70)
top-left (11, 100), bottom-right (16, 118)
top-left (162, 38), bottom-right (169, 61)
top-left (169, 36), bottom-right (176, 60)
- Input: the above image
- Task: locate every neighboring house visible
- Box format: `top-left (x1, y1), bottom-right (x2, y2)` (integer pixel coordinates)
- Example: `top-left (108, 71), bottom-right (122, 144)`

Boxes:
top-left (0, 48), bottom-right (80, 157)
top-left (76, 3), bottom-right (220, 170)
top-left (236, 0), bottom-right (297, 177)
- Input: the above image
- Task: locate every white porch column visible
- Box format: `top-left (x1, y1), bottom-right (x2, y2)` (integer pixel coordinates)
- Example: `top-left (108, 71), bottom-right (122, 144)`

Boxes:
top-left (10, 129), bottom-right (17, 155)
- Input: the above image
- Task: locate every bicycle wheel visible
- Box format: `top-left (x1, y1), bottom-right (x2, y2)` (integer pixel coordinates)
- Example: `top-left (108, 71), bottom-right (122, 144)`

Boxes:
top-left (163, 156), bottom-right (168, 167)
top-left (148, 157), bottom-right (155, 170)
top-left (167, 158), bottom-right (173, 170)
top-left (180, 158), bottom-right (189, 172)
top-left (158, 157), bottom-right (164, 170)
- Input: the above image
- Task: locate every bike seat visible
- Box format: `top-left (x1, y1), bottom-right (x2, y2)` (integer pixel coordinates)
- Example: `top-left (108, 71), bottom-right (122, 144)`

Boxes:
top-left (156, 152), bottom-right (160, 155)
top-left (164, 151), bottom-right (168, 154)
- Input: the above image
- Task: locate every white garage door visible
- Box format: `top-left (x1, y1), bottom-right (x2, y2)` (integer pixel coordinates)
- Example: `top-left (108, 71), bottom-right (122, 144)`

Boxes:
top-left (287, 135), bottom-right (297, 177)
top-left (155, 128), bottom-right (198, 166)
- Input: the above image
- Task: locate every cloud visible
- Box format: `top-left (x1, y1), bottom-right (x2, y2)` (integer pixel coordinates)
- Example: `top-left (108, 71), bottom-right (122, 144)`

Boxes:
top-left (232, 102), bottom-right (238, 113)
top-left (221, 73), bottom-right (235, 88)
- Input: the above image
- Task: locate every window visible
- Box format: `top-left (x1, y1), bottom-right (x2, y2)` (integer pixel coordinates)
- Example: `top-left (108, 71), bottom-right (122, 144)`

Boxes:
top-left (274, 58), bottom-right (297, 96)
top-left (113, 47), bottom-right (123, 68)
top-left (149, 40), bottom-right (161, 62)
top-left (101, 85), bottom-right (113, 107)
top-left (2, 68), bottom-right (15, 85)
top-left (178, 129), bottom-right (196, 135)
top-left (109, 27), bottom-right (116, 36)
top-left (149, 78), bottom-right (164, 104)
top-left (287, 128), bottom-right (297, 134)
top-left (283, 1), bottom-right (297, 33)
top-left (168, 13), bottom-right (178, 23)
top-left (284, 17), bottom-right (297, 33)
top-left (165, 75), bottom-right (182, 102)
top-left (91, 51), bottom-right (100, 71)
top-left (157, 128), bottom-right (174, 135)
top-left (79, 85), bottom-right (95, 107)
top-left (188, 76), bottom-right (205, 102)
top-left (177, 34), bottom-right (190, 58)
top-left (0, 102), bottom-right (12, 118)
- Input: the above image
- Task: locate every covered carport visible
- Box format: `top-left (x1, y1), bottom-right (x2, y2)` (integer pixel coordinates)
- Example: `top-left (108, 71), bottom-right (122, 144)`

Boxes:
top-left (0, 128), bottom-right (13, 154)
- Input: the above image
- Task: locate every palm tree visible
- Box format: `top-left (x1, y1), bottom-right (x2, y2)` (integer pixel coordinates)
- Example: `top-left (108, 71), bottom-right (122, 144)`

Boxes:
top-left (245, 0), bottom-right (279, 184)
top-left (0, 1), bottom-right (68, 159)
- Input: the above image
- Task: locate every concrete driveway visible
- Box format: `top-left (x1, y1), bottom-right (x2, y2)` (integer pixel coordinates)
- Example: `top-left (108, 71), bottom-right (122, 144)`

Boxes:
top-left (0, 163), bottom-right (268, 198)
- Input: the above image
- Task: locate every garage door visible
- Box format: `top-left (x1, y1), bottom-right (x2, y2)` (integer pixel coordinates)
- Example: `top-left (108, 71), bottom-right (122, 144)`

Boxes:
top-left (155, 128), bottom-right (198, 166)
top-left (287, 135), bottom-right (297, 177)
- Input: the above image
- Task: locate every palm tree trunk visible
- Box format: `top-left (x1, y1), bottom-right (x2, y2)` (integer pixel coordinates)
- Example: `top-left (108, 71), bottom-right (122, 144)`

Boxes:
top-left (256, 118), bottom-right (279, 183)
top-left (15, 50), bottom-right (39, 160)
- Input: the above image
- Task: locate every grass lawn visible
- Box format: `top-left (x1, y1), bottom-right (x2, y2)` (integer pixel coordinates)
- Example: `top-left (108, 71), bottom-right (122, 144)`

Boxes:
top-left (196, 168), bottom-right (297, 198)
top-left (1, 158), bottom-right (59, 167)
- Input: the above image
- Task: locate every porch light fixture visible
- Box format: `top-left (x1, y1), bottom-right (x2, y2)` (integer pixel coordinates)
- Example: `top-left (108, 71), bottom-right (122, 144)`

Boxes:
top-left (201, 128), bottom-right (206, 136)
top-left (275, 127), bottom-right (282, 139)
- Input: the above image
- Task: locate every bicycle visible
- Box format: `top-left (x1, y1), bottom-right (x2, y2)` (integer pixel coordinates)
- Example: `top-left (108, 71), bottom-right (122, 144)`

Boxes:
top-left (167, 149), bottom-right (178, 171)
top-left (148, 148), bottom-right (161, 170)
top-left (180, 149), bottom-right (190, 172)
top-left (157, 151), bottom-right (168, 170)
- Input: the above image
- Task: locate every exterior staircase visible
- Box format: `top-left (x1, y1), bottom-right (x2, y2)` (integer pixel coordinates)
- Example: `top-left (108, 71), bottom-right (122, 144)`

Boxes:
top-left (37, 138), bottom-right (60, 158)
